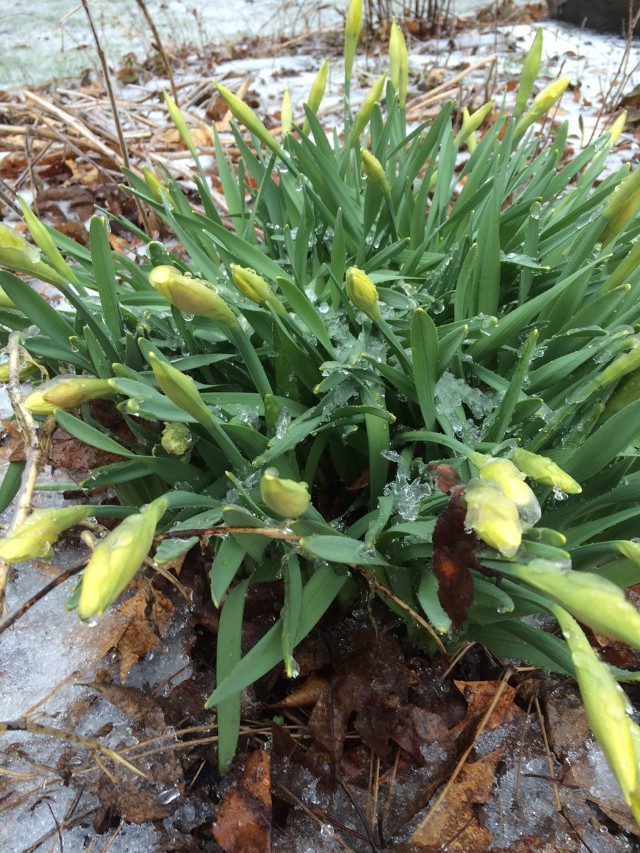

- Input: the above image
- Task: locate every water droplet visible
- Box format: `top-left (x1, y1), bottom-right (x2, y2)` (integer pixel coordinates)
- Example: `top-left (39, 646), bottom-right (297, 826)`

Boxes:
top-left (318, 302), bottom-right (330, 314)
top-left (553, 487), bottom-right (568, 501)
top-left (320, 823), bottom-right (335, 839)
top-left (430, 299), bottom-right (445, 314)
top-left (80, 616), bottom-right (99, 628)
top-left (158, 787), bottom-right (180, 805)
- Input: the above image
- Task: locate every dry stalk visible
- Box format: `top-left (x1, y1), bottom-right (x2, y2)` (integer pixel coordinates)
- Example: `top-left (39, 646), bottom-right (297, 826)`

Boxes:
top-left (0, 333), bottom-right (56, 611)
top-left (0, 717), bottom-right (147, 780)
top-left (134, 0), bottom-right (180, 106)
top-left (80, 0), bottom-right (151, 236)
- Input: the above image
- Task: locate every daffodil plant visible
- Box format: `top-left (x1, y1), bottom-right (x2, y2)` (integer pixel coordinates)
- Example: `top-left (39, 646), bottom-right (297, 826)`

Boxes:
top-left (0, 13), bottom-right (639, 807)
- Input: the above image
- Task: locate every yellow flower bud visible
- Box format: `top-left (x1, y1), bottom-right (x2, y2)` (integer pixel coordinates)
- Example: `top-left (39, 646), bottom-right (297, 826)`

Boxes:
top-left (0, 506), bottom-right (91, 563)
top-left (553, 606), bottom-right (640, 817)
top-left (345, 266), bottom-right (381, 321)
top-left (229, 264), bottom-right (287, 317)
top-left (607, 111), bottom-right (627, 147)
top-left (148, 352), bottom-right (213, 428)
top-left (513, 77), bottom-right (570, 143)
top-left (513, 26), bottom-right (543, 117)
top-left (512, 448), bottom-right (582, 494)
top-left (141, 167), bottom-right (170, 204)
top-left (19, 197), bottom-right (79, 286)
top-left (0, 360), bottom-right (38, 383)
top-left (161, 422), bottom-right (192, 456)
top-left (303, 59), bottom-right (329, 134)
top-left (78, 496), bottom-right (169, 619)
top-left (361, 149), bottom-right (391, 198)
top-left (281, 87), bottom-right (292, 136)
top-left (455, 100), bottom-right (494, 148)
top-left (351, 75), bottom-right (386, 142)
top-left (477, 457), bottom-right (541, 530)
top-left (149, 265), bottom-right (237, 326)
top-left (389, 18), bottom-right (408, 109)
top-left (515, 558), bottom-right (640, 647)
top-left (163, 91), bottom-right (198, 159)
top-left (0, 222), bottom-right (64, 285)
top-left (597, 338), bottom-right (640, 386)
top-left (213, 81), bottom-right (285, 159)
top-left (344, 0), bottom-right (363, 86)
top-left (615, 540), bottom-right (640, 565)
top-left (260, 468), bottom-right (310, 518)
top-left (464, 478), bottom-right (522, 556)
top-left (25, 375), bottom-right (116, 416)
top-left (602, 164), bottom-right (640, 246)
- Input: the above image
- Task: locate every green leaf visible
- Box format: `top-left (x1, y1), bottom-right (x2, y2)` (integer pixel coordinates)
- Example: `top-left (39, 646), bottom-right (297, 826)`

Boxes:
top-left (0, 461), bottom-right (25, 514)
top-left (282, 553), bottom-right (303, 677)
top-left (0, 272), bottom-right (75, 346)
top-left (89, 217), bottom-right (123, 345)
top-left (210, 537), bottom-right (246, 607)
top-left (300, 534), bottom-right (388, 566)
top-left (205, 564), bottom-right (345, 708)
top-left (216, 578), bottom-right (250, 772)
top-left (411, 308), bottom-right (439, 430)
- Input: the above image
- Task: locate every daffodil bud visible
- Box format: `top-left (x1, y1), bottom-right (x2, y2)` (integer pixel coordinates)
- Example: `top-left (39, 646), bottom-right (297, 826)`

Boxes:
top-left (163, 91), bottom-right (198, 159)
top-left (141, 167), bottom-right (170, 205)
top-left (0, 506), bottom-right (91, 563)
top-left (0, 360), bottom-right (38, 383)
top-left (361, 149), bottom-right (391, 198)
top-left (389, 18), bottom-right (408, 109)
top-left (25, 375), bottom-right (116, 416)
top-left (303, 59), bottom-right (329, 134)
top-left (161, 422), bottom-right (192, 456)
top-left (229, 264), bottom-right (287, 317)
top-left (260, 468), bottom-right (310, 518)
top-left (512, 448), bottom-right (582, 494)
top-left (19, 197), bottom-right (79, 286)
top-left (464, 478), bottom-right (522, 556)
top-left (344, 0), bottom-right (363, 86)
top-left (615, 540), bottom-right (640, 564)
top-left (513, 26), bottom-right (543, 117)
top-left (553, 606), bottom-right (640, 820)
top-left (602, 369), bottom-right (640, 419)
top-left (149, 265), bottom-right (237, 326)
top-left (601, 165), bottom-right (640, 246)
top-left (0, 222), bottom-right (63, 285)
top-left (281, 87), bottom-right (292, 136)
top-left (350, 75), bottom-right (386, 142)
top-left (607, 110), bottom-right (627, 147)
top-left (476, 457), bottom-right (541, 530)
top-left (77, 496), bottom-right (169, 619)
top-left (213, 81), bottom-right (285, 159)
top-left (345, 266), bottom-right (381, 321)
top-left (597, 338), bottom-right (640, 386)
top-left (515, 559), bottom-right (640, 647)
top-left (148, 352), bottom-right (213, 427)
top-left (513, 77), bottom-right (570, 143)
top-left (455, 100), bottom-right (494, 148)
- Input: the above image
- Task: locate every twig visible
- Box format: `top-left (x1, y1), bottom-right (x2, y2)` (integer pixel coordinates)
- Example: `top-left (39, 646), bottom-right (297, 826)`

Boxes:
top-left (0, 560), bottom-right (87, 638)
top-left (0, 334), bottom-right (56, 611)
top-left (0, 718), bottom-right (147, 780)
top-left (353, 565), bottom-right (447, 654)
top-left (80, 0), bottom-right (151, 235)
top-left (22, 91), bottom-right (123, 166)
top-left (134, 0), bottom-right (180, 106)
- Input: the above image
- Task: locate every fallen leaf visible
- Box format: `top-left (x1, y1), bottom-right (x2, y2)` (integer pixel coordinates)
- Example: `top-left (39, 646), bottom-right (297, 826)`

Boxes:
top-left (411, 748), bottom-right (504, 851)
top-left (213, 749), bottom-right (271, 853)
